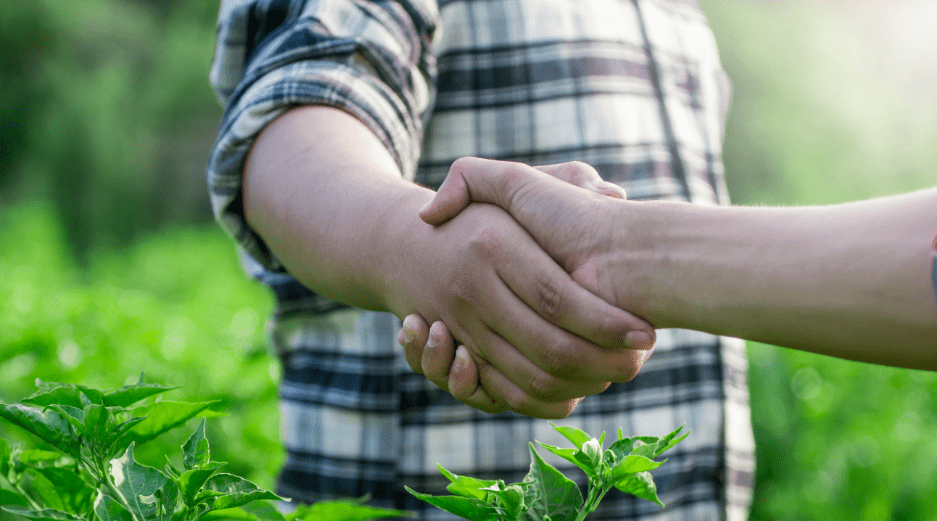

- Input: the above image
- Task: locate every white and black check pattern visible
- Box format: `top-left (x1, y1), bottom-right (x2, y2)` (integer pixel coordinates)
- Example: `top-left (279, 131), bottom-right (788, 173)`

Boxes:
top-left (207, 0), bottom-right (754, 519)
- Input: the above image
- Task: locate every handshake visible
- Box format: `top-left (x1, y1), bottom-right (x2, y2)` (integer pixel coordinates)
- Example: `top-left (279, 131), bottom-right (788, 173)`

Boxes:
top-left (396, 157), bottom-right (655, 420)
top-left (396, 157), bottom-right (937, 419)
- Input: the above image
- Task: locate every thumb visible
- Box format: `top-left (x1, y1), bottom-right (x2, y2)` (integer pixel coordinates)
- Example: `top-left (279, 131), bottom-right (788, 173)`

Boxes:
top-left (419, 157), bottom-right (526, 225)
top-left (418, 164), bottom-right (472, 225)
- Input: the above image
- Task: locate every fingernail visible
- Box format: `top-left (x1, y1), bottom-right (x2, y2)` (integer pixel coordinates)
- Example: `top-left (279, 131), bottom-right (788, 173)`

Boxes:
top-left (452, 346), bottom-right (468, 374)
top-left (403, 327), bottom-right (416, 343)
top-left (427, 329), bottom-right (441, 349)
top-left (625, 331), bottom-right (653, 350)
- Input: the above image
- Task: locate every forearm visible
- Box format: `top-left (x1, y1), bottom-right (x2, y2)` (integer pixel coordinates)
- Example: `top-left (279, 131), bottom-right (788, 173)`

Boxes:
top-left (243, 105), bottom-right (430, 311)
top-left (617, 189), bottom-right (937, 368)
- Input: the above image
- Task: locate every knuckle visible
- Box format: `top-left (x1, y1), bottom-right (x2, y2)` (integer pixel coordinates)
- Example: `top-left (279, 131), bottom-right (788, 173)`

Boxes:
top-left (526, 371), bottom-right (563, 401)
top-left (540, 337), bottom-right (577, 376)
top-left (535, 275), bottom-right (567, 321)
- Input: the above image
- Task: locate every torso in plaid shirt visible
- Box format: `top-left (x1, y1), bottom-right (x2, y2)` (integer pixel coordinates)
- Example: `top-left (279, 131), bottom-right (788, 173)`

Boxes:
top-left (207, 0), bottom-right (755, 519)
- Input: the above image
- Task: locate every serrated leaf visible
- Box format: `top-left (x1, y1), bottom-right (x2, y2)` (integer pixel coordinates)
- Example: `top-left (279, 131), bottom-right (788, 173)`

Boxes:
top-left (164, 457), bottom-right (181, 480)
top-left (612, 471), bottom-right (664, 507)
top-left (0, 404), bottom-right (81, 457)
top-left (0, 507), bottom-right (85, 521)
top-left (200, 473), bottom-right (283, 511)
top-left (405, 487), bottom-right (499, 521)
top-left (288, 498), bottom-right (415, 521)
top-left (183, 419), bottom-right (210, 471)
top-left (523, 443), bottom-right (582, 521)
top-left (108, 443), bottom-right (175, 521)
top-left (103, 383), bottom-right (178, 408)
top-left (94, 493), bottom-right (136, 521)
top-left (437, 465), bottom-right (496, 500)
top-left (119, 401), bottom-right (220, 447)
top-left (548, 423), bottom-right (591, 450)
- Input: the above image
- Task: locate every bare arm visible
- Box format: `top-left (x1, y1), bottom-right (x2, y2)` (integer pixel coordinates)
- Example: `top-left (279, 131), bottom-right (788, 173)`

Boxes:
top-left (615, 190), bottom-right (937, 367)
top-left (412, 158), bottom-right (937, 371)
top-left (243, 109), bottom-right (657, 418)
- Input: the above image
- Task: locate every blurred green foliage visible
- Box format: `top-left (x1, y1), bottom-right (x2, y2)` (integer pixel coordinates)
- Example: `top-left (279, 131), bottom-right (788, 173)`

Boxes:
top-left (1, 0), bottom-right (936, 520)
top-left (0, 203), bottom-right (281, 490)
top-left (0, 0), bottom-right (221, 262)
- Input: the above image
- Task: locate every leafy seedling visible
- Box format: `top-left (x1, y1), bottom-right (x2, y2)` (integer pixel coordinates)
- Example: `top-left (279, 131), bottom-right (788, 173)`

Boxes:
top-left (0, 377), bottom-right (413, 521)
top-left (407, 422), bottom-right (688, 521)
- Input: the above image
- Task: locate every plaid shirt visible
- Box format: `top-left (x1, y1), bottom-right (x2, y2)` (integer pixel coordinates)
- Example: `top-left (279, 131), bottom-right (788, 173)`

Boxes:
top-left (207, 0), bottom-right (754, 519)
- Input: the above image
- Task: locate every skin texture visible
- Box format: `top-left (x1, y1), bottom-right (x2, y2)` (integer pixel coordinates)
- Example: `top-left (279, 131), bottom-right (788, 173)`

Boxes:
top-left (400, 157), bottom-right (937, 402)
top-left (242, 107), bottom-right (655, 419)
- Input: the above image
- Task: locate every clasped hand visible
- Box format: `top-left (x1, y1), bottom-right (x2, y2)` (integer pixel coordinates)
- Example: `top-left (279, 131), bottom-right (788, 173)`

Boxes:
top-left (396, 158), bottom-right (654, 419)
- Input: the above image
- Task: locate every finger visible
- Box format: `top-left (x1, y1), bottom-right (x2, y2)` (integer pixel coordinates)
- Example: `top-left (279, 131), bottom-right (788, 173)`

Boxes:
top-left (420, 157), bottom-right (547, 226)
top-left (492, 231), bottom-right (657, 353)
top-left (453, 313), bottom-right (613, 401)
top-left (421, 321), bottom-right (457, 388)
top-left (533, 162), bottom-right (628, 200)
top-left (469, 349), bottom-right (590, 419)
top-left (399, 314), bottom-right (431, 375)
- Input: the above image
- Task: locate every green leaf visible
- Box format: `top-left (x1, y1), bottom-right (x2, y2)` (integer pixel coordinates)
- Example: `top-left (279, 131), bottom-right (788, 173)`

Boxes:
top-left (108, 443), bottom-right (175, 521)
top-left (16, 449), bottom-right (69, 469)
top-left (182, 419), bottom-right (210, 471)
top-left (437, 465), bottom-right (497, 500)
top-left (481, 483), bottom-right (526, 519)
top-left (609, 455), bottom-right (663, 479)
top-left (1, 489), bottom-right (29, 508)
top-left (106, 417), bottom-right (148, 459)
top-left (22, 387), bottom-right (86, 409)
top-left (200, 473), bottom-right (283, 511)
top-left (30, 466), bottom-right (96, 514)
top-left (523, 443), bottom-right (582, 521)
top-left (0, 438), bottom-right (11, 476)
top-left (103, 383), bottom-right (178, 408)
top-left (548, 423), bottom-right (591, 450)
top-left (535, 443), bottom-right (592, 478)
top-left (289, 498), bottom-right (415, 521)
top-left (44, 406), bottom-right (85, 437)
top-left (179, 468), bottom-right (221, 506)
top-left (84, 404), bottom-right (110, 445)
top-left (612, 471), bottom-right (664, 507)
top-left (649, 426), bottom-right (688, 459)
top-left (405, 487), bottom-right (499, 521)
top-left (199, 507), bottom-right (260, 521)
top-left (0, 404), bottom-right (80, 457)
top-left (0, 507), bottom-right (85, 521)
top-left (119, 401), bottom-right (220, 447)
top-left (94, 493), bottom-right (136, 521)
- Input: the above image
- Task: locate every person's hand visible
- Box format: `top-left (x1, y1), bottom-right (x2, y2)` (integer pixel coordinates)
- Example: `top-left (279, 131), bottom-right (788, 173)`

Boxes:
top-left (386, 201), bottom-right (653, 419)
top-left (420, 157), bottom-right (641, 326)
top-left (398, 159), bottom-right (656, 413)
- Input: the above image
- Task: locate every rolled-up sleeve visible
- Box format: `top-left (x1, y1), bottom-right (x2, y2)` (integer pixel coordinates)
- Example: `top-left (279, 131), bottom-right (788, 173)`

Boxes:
top-left (207, 0), bottom-right (438, 271)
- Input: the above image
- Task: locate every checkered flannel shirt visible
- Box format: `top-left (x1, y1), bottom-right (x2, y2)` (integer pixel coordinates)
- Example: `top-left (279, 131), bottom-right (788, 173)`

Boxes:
top-left (207, 0), bottom-right (755, 519)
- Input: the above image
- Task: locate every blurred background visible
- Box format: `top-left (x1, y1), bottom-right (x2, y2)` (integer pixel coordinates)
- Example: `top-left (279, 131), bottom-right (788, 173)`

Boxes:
top-left (0, 0), bottom-right (935, 519)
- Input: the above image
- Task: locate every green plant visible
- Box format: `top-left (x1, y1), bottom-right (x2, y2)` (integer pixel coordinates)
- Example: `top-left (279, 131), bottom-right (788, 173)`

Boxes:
top-left (0, 378), bottom-right (412, 521)
top-left (407, 423), bottom-right (687, 521)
